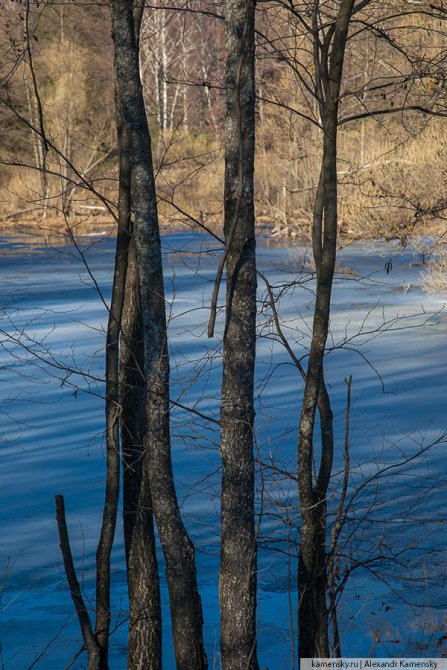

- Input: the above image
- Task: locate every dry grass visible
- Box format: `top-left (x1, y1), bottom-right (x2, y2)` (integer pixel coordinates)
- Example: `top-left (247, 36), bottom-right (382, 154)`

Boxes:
top-left (338, 117), bottom-right (447, 241)
top-left (155, 129), bottom-right (224, 230)
top-left (0, 168), bottom-right (45, 215)
top-left (421, 244), bottom-right (447, 293)
top-left (1, 107), bottom-right (445, 244)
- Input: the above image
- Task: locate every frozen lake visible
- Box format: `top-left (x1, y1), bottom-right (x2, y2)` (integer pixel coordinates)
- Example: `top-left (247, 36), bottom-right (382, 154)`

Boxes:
top-left (1, 229), bottom-right (446, 669)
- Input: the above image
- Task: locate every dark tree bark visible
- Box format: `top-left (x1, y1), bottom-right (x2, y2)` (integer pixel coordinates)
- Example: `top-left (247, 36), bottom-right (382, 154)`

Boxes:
top-left (121, 240), bottom-right (162, 670)
top-left (297, 0), bottom-right (355, 659)
top-left (108, 2), bottom-right (207, 668)
top-left (94, 203), bottom-right (125, 669)
top-left (95, 39), bottom-right (133, 670)
top-left (112, 4), bottom-right (162, 668)
top-left (219, 0), bottom-right (259, 667)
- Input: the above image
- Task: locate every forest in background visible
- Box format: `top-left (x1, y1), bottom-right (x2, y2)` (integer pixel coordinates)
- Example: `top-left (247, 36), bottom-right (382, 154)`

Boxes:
top-left (0, 0), bottom-right (446, 242)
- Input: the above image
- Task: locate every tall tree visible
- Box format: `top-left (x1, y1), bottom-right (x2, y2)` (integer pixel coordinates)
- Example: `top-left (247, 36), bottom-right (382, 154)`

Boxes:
top-left (212, 0), bottom-right (259, 666)
top-left (110, 4), bottom-right (163, 668)
top-left (254, 0), bottom-right (447, 656)
top-left (94, 7), bottom-right (146, 666)
top-left (108, 1), bottom-right (207, 668)
top-left (296, 0), bottom-right (356, 659)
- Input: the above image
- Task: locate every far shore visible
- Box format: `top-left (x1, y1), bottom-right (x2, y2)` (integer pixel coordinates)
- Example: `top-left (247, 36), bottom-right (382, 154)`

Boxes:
top-left (1, 209), bottom-right (445, 249)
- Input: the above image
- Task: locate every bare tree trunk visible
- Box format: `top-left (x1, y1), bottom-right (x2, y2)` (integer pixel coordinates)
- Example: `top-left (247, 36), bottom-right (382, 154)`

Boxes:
top-left (219, 0), bottom-right (259, 667)
top-left (121, 240), bottom-right (162, 670)
top-left (95, 95), bottom-right (130, 670)
top-left (297, 0), bottom-right (355, 659)
top-left (109, 3), bottom-right (207, 668)
top-left (114, 4), bottom-right (162, 667)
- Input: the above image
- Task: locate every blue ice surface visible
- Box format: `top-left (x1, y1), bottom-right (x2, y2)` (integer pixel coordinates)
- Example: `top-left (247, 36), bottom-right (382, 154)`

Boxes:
top-left (0, 229), bottom-right (446, 668)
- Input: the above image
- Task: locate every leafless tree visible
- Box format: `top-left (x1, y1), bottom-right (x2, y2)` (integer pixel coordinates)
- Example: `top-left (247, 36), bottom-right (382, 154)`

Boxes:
top-left (108, 1), bottom-right (207, 668)
top-left (253, 0), bottom-right (447, 658)
top-left (208, 0), bottom-right (259, 666)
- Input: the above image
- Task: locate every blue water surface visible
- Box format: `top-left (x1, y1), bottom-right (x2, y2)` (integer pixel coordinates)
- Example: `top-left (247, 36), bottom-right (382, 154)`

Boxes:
top-left (1, 229), bottom-right (446, 669)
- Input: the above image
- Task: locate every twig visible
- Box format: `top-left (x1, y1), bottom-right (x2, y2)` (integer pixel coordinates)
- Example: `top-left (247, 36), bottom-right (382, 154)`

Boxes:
top-left (62, 646), bottom-right (86, 670)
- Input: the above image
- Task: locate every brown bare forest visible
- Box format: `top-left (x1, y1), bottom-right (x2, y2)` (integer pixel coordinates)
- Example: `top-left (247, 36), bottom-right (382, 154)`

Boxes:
top-left (1, 0), bottom-right (445, 242)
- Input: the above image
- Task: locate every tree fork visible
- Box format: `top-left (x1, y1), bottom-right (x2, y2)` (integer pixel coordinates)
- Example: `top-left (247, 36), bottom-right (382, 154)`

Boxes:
top-left (297, 0), bottom-right (355, 659)
top-left (109, 2), bottom-right (207, 667)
